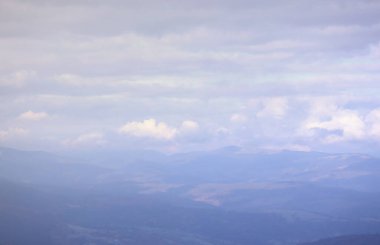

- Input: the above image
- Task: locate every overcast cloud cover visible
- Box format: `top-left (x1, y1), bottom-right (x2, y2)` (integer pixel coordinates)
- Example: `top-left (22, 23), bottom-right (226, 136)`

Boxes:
top-left (1, 0), bottom-right (380, 154)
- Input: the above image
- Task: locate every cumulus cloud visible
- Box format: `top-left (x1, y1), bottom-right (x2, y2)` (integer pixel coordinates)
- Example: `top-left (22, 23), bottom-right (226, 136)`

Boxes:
top-left (180, 120), bottom-right (199, 132)
top-left (119, 119), bottom-right (201, 141)
top-left (301, 103), bottom-right (366, 143)
top-left (119, 119), bottom-right (178, 140)
top-left (299, 103), bottom-right (380, 145)
top-left (19, 110), bottom-right (48, 121)
top-left (366, 108), bottom-right (380, 139)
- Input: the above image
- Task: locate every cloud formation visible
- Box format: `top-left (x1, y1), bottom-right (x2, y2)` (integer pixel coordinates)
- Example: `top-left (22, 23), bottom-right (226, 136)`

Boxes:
top-left (365, 109), bottom-right (380, 139)
top-left (1, 0), bottom-right (380, 154)
top-left (230, 114), bottom-right (248, 123)
top-left (19, 110), bottom-right (48, 121)
top-left (119, 119), bottom-right (178, 140)
top-left (180, 120), bottom-right (199, 132)
top-left (304, 109), bottom-right (365, 143)
top-left (118, 119), bottom-right (201, 142)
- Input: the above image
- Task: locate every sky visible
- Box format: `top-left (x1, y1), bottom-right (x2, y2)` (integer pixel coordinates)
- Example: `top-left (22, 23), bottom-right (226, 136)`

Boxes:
top-left (1, 0), bottom-right (380, 154)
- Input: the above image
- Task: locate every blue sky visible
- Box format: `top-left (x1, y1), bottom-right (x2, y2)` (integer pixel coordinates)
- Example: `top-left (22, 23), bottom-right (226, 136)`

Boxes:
top-left (1, 0), bottom-right (380, 154)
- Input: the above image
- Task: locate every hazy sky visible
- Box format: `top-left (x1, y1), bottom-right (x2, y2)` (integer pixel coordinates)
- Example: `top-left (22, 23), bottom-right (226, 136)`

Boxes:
top-left (1, 0), bottom-right (380, 154)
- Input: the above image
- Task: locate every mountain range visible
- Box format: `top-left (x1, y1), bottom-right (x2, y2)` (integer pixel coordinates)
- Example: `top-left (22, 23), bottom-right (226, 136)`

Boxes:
top-left (1, 146), bottom-right (380, 244)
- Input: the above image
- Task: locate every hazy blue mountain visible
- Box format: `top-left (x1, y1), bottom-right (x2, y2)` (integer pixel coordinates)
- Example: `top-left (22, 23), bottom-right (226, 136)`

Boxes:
top-left (300, 234), bottom-right (380, 245)
top-left (0, 147), bottom-right (111, 188)
top-left (1, 147), bottom-right (380, 244)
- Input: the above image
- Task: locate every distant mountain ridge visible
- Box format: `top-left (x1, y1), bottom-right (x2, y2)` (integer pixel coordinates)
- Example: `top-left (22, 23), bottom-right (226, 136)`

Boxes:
top-left (300, 234), bottom-right (380, 245)
top-left (1, 146), bottom-right (380, 244)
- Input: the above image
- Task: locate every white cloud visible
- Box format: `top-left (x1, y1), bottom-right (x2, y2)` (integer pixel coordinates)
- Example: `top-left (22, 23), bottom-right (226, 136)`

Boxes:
top-left (119, 119), bottom-right (201, 141)
top-left (366, 108), bottom-right (380, 138)
top-left (63, 132), bottom-right (106, 147)
top-left (230, 113), bottom-right (248, 123)
top-left (173, 120), bottom-right (204, 144)
top-left (119, 119), bottom-right (177, 140)
top-left (180, 120), bottom-right (199, 132)
top-left (19, 110), bottom-right (48, 121)
top-left (301, 105), bottom-right (365, 143)
top-left (256, 97), bottom-right (288, 119)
